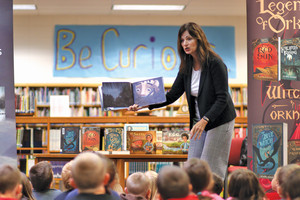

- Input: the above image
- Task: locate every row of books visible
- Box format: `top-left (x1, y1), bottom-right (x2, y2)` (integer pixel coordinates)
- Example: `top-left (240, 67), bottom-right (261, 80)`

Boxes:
top-left (80, 87), bottom-right (101, 105)
top-left (235, 108), bottom-right (248, 117)
top-left (252, 36), bottom-right (300, 81)
top-left (15, 93), bottom-right (35, 114)
top-left (230, 88), bottom-right (247, 105)
top-left (16, 127), bottom-right (46, 153)
top-left (234, 127), bottom-right (247, 138)
top-left (46, 124), bottom-right (190, 155)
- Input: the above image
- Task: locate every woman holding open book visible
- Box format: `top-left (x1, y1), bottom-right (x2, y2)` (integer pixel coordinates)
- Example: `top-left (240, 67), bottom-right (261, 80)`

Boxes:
top-left (129, 22), bottom-right (236, 180)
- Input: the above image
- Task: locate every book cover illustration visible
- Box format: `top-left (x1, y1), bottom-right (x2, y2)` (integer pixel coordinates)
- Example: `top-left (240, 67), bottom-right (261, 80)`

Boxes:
top-left (0, 86), bottom-right (5, 121)
top-left (252, 37), bottom-right (278, 81)
top-left (288, 141), bottom-right (300, 164)
top-left (162, 129), bottom-right (190, 154)
top-left (61, 127), bottom-right (80, 154)
top-left (101, 82), bottom-right (133, 111)
top-left (252, 123), bottom-right (288, 179)
top-left (124, 123), bottom-right (149, 151)
top-left (132, 77), bottom-right (166, 107)
top-left (127, 131), bottom-right (156, 154)
top-left (104, 128), bottom-right (123, 151)
top-left (288, 124), bottom-right (300, 164)
top-left (81, 127), bottom-right (101, 151)
top-left (100, 77), bottom-right (166, 111)
top-left (279, 37), bottom-right (300, 81)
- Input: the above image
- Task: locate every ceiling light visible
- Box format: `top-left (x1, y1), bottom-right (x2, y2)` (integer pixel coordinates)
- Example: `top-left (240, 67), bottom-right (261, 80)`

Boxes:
top-left (112, 4), bottom-right (185, 11)
top-left (13, 4), bottom-right (36, 10)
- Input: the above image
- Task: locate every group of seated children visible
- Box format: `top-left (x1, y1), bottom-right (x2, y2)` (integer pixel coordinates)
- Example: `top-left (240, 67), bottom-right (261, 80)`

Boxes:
top-left (0, 151), bottom-right (300, 200)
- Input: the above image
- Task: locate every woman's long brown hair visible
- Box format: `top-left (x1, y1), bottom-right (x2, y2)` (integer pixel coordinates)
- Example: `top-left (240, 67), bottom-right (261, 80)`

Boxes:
top-left (177, 22), bottom-right (220, 73)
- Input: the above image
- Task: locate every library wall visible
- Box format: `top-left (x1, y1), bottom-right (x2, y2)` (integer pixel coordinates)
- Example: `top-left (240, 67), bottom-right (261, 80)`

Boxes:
top-left (13, 14), bottom-right (247, 84)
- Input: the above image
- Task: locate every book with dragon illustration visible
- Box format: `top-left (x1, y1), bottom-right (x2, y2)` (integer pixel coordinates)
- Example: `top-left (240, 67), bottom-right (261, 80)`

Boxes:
top-left (104, 128), bottom-right (123, 151)
top-left (252, 37), bottom-right (279, 81)
top-left (81, 127), bottom-right (101, 151)
top-left (252, 123), bottom-right (288, 179)
top-left (127, 130), bottom-right (156, 154)
top-left (278, 37), bottom-right (300, 81)
top-left (61, 127), bottom-right (80, 154)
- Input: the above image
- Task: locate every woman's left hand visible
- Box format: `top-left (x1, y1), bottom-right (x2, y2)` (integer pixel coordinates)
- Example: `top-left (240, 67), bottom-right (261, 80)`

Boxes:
top-left (190, 118), bottom-right (208, 140)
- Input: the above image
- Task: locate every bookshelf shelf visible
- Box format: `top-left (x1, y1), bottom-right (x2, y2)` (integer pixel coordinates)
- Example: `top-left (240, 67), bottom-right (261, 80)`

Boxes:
top-left (17, 147), bottom-right (47, 150)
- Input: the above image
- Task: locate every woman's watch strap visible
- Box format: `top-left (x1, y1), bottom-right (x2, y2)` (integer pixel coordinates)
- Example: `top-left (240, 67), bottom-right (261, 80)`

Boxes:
top-left (203, 116), bottom-right (209, 122)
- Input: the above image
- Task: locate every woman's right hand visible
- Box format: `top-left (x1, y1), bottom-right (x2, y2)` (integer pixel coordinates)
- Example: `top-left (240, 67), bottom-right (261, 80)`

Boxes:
top-left (128, 104), bottom-right (148, 111)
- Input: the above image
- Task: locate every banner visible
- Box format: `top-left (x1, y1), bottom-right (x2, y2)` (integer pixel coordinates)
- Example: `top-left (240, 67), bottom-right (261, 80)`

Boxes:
top-left (54, 25), bottom-right (236, 78)
top-left (0, 0), bottom-right (17, 166)
top-left (247, 0), bottom-right (300, 193)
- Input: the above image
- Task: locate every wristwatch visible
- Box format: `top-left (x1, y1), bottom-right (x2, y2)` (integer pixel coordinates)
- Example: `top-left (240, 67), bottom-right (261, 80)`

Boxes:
top-left (203, 116), bottom-right (209, 122)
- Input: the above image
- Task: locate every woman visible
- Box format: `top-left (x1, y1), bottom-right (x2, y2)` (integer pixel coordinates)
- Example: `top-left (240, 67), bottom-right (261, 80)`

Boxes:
top-left (129, 22), bottom-right (236, 180)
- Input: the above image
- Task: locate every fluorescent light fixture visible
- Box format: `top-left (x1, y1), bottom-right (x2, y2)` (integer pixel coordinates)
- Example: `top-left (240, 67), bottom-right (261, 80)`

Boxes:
top-left (13, 4), bottom-right (36, 10)
top-left (112, 4), bottom-right (185, 11)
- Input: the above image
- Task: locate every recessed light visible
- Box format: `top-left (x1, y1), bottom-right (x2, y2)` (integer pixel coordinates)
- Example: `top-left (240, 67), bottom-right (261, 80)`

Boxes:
top-left (13, 4), bottom-right (36, 10)
top-left (112, 4), bottom-right (185, 11)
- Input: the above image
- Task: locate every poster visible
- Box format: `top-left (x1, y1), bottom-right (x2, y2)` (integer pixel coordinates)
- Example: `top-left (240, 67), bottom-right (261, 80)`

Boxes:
top-left (247, 0), bottom-right (300, 193)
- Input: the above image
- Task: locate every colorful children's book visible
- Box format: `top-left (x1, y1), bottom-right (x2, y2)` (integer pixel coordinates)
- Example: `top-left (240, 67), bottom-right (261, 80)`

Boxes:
top-left (252, 37), bottom-right (279, 81)
top-left (162, 129), bottom-right (190, 154)
top-left (278, 37), bottom-right (300, 81)
top-left (124, 123), bottom-right (149, 151)
top-left (127, 130), bottom-right (156, 154)
top-left (252, 123), bottom-right (288, 179)
top-left (99, 77), bottom-right (166, 111)
top-left (81, 127), bottom-right (101, 151)
top-left (104, 128), bottom-right (123, 151)
top-left (288, 140), bottom-right (300, 164)
top-left (60, 127), bottom-right (80, 154)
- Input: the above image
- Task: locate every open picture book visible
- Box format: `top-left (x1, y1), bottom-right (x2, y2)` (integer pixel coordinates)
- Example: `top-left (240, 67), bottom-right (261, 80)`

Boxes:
top-left (99, 77), bottom-right (166, 111)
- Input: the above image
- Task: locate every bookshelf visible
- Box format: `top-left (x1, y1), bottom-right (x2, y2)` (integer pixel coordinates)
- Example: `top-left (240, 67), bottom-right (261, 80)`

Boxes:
top-left (15, 83), bottom-right (248, 188)
top-left (15, 83), bottom-right (248, 118)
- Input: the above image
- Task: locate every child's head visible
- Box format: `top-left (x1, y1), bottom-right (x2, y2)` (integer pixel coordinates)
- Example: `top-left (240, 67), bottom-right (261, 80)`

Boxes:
top-left (271, 167), bottom-right (281, 192)
top-left (212, 173), bottom-right (223, 195)
top-left (157, 165), bottom-right (191, 200)
top-left (125, 172), bottom-right (151, 198)
top-left (20, 172), bottom-right (35, 200)
top-left (29, 161), bottom-right (53, 192)
top-left (145, 170), bottom-right (158, 200)
top-left (95, 152), bottom-right (117, 187)
top-left (0, 164), bottom-right (22, 199)
top-left (277, 164), bottom-right (300, 197)
top-left (281, 168), bottom-right (300, 200)
top-left (183, 158), bottom-right (213, 193)
top-left (61, 160), bottom-right (74, 191)
top-left (71, 152), bottom-right (107, 192)
top-left (228, 169), bottom-right (265, 200)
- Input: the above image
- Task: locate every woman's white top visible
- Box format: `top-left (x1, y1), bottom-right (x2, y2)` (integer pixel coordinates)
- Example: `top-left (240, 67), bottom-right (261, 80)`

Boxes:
top-left (191, 68), bottom-right (201, 120)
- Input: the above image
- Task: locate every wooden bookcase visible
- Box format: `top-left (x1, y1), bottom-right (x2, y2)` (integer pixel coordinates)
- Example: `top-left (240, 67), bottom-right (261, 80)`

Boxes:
top-left (15, 83), bottom-right (248, 188)
top-left (15, 83), bottom-right (248, 118)
top-left (16, 116), bottom-right (247, 189)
